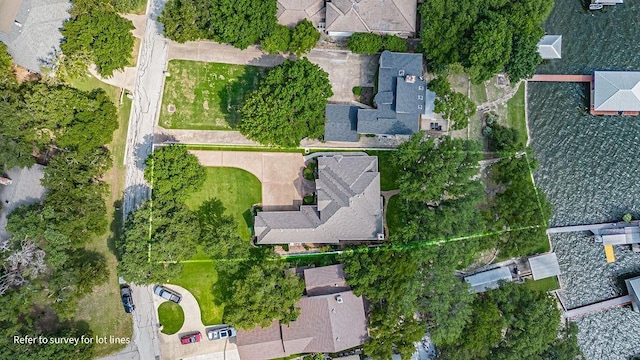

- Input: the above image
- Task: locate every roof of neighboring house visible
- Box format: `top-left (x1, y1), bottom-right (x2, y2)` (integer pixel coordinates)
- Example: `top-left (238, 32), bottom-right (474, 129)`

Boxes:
top-left (255, 155), bottom-right (383, 244)
top-left (0, 0), bottom-right (23, 34)
top-left (0, 0), bottom-right (71, 72)
top-left (277, 0), bottom-right (325, 27)
top-left (325, 104), bottom-right (360, 142)
top-left (355, 51), bottom-right (429, 135)
top-left (528, 253), bottom-right (561, 280)
top-left (325, 0), bottom-right (417, 36)
top-left (537, 35), bottom-right (562, 59)
top-left (593, 71), bottom-right (640, 111)
top-left (464, 267), bottom-right (513, 293)
top-left (600, 226), bottom-right (640, 245)
top-left (625, 276), bottom-right (640, 311)
top-left (304, 264), bottom-right (351, 296)
top-left (236, 265), bottom-right (369, 360)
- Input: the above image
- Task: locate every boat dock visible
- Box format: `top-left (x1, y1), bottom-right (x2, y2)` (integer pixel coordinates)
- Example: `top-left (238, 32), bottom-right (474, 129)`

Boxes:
top-left (546, 221), bottom-right (640, 235)
top-left (564, 295), bottom-right (633, 319)
top-left (529, 74), bottom-right (594, 83)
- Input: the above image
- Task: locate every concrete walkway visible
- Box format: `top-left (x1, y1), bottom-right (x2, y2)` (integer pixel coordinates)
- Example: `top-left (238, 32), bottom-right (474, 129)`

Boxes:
top-left (190, 150), bottom-right (305, 211)
top-left (167, 41), bottom-right (377, 103)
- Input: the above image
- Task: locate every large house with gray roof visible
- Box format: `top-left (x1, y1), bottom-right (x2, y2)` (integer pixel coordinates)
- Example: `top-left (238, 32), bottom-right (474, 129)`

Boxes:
top-left (325, 51), bottom-right (435, 142)
top-left (254, 154), bottom-right (383, 245)
top-left (236, 264), bottom-right (369, 360)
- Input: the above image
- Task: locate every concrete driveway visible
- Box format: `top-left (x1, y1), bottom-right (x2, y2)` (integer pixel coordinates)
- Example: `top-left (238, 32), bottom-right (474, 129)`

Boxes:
top-left (190, 151), bottom-right (305, 211)
top-left (153, 285), bottom-right (240, 360)
top-left (167, 41), bottom-right (377, 103)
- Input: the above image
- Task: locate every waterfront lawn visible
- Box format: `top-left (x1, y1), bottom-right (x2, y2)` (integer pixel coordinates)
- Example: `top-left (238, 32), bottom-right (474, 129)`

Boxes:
top-left (505, 83), bottom-right (527, 146)
top-left (470, 81), bottom-right (487, 104)
top-left (185, 167), bottom-right (262, 240)
top-left (366, 150), bottom-right (400, 191)
top-left (168, 261), bottom-right (224, 326)
top-left (67, 76), bottom-right (133, 357)
top-left (157, 301), bottom-right (185, 335)
top-left (522, 276), bottom-right (560, 292)
top-left (159, 60), bottom-right (266, 130)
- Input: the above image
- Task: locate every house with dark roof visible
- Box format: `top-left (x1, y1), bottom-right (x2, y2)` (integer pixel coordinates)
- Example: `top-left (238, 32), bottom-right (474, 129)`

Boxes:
top-left (324, 51), bottom-right (435, 142)
top-left (0, 0), bottom-right (71, 72)
top-left (325, 0), bottom-right (417, 38)
top-left (254, 154), bottom-right (383, 245)
top-left (236, 264), bottom-right (369, 360)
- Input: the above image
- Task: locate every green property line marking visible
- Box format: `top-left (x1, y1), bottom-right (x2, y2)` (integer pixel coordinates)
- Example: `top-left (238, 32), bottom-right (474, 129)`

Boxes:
top-left (156, 224), bottom-right (544, 264)
top-left (523, 151), bottom-right (549, 228)
top-left (147, 155), bottom-right (154, 263)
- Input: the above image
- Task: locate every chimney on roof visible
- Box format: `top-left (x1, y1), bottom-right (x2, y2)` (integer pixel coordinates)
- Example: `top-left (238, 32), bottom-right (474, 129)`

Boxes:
top-left (405, 75), bottom-right (416, 83)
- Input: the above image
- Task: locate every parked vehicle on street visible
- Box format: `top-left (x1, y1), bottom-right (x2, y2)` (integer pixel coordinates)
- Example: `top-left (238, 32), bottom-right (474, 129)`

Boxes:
top-left (153, 285), bottom-right (182, 303)
top-left (121, 286), bottom-right (135, 313)
top-left (180, 332), bottom-right (202, 345)
top-left (207, 326), bottom-right (237, 341)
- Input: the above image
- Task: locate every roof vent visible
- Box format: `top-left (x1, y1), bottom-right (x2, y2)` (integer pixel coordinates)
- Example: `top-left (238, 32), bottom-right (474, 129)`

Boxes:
top-left (336, 337), bottom-right (341, 342)
top-left (418, 95), bottom-right (423, 100)
top-left (406, 75), bottom-right (416, 83)
top-left (418, 85), bottom-right (424, 90)
top-left (377, 233), bottom-right (385, 240)
top-left (335, 295), bottom-right (344, 303)
top-left (398, 70), bottom-right (405, 76)
top-left (418, 105), bottom-right (423, 109)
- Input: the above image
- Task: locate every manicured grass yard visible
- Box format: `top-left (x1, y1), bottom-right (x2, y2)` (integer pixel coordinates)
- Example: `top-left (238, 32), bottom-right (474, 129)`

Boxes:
top-left (168, 261), bottom-right (224, 326)
top-left (385, 195), bottom-right (402, 236)
top-left (522, 276), bottom-right (560, 292)
top-left (186, 167), bottom-right (262, 240)
top-left (366, 150), bottom-right (400, 191)
top-left (159, 60), bottom-right (265, 130)
top-left (157, 301), bottom-right (185, 335)
top-left (505, 83), bottom-right (527, 145)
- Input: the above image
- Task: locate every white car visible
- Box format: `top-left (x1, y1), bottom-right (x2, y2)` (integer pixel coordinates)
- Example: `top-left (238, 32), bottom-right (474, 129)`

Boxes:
top-left (207, 326), bottom-right (237, 341)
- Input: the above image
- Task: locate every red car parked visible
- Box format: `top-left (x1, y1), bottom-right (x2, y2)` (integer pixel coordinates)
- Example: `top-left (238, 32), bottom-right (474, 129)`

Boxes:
top-left (180, 332), bottom-right (202, 345)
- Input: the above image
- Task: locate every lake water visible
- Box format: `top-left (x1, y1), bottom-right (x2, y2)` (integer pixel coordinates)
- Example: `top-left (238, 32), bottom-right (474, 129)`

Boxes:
top-left (528, 1), bottom-right (640, 358)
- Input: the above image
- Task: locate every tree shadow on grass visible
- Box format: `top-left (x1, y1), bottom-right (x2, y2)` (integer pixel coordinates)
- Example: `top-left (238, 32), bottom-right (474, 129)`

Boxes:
top-left (216, 67), bottom-right (266, 129)
top-left (108, 199), bottom-right (123, 260)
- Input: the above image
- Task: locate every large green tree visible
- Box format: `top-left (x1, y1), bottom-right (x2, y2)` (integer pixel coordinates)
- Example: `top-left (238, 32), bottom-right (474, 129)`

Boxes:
top-left (61, 8), bottom-right (134, 77)
top-left (288, 20), bottom-right (320, 56)
top-left (466, 15), bottom-right (512, 83)
top-left (428, 77), bottom-right (476, 130)
top-left (261, 24), bottom-right (290, 54)
top-left (144, 145), bottom-right (206, 201)
top-left (347, 33), bottom-right (384, 55)
top-left (197, 198), bottom-right (250, 260)
top-left (239, 58), bottom-right (332, 147)
top-left (223, 260), bottom-right (304, 329)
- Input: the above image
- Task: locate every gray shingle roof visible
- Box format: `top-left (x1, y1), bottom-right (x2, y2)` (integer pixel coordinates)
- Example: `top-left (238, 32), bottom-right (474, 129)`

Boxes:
top-left (324, 104), bottom-right (360, 142)
top-left (0, 0), bottom-right (71, 72)
top-left (236, 265), bottom-right (369, 360)
top-left (593, 71), bottom-right (640, 111)
top-left (354, 51), bottom-right (430, 135)
top-left (464, 267), bottom-right (513, 293)
top-left (625, 276), bottom-right (640, 312)
top-left (537, 35), bottom-right (562, 59)
top-left (255, 154), bottom-right (383, 244)
top-left (528, 253), bottom-right (561, 280)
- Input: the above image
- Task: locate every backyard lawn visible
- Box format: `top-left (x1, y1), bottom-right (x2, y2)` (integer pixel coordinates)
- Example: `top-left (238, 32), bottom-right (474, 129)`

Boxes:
top-left (157, 301), bottom-right (185, 335)
top-left (522, 276), bottom-right (560, 292)
top-left (185, 167), bottom-right (262, 240)
top-left (168, 261), bottom-right (224, 326)
top-left (505, 83), bottom-right (527, 145)
top-left (385, 195), bottom-right (402, 236)
top-left (159, 60), bottom-right (266, 130)
top-left (366, 150), bottom-right (399, 191)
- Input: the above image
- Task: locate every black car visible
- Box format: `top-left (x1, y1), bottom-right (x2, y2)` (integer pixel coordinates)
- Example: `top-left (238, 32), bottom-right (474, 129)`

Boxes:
top-left (121, 286), bottom-right (135, 313)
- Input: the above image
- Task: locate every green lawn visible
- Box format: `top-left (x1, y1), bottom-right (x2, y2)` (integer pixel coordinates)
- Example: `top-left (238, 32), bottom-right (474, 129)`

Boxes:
top-left (157, 301), bottom-right (185, 335)
top-left (366, 150), bottom-right (399, 191)
top-left (185, 167), bottom-right (262, 240)
top-left (168, 261), bottom-right (224, 326)
top-left (159, 60), bottom-right (266, 130)
top-left (385, 195), bottom-right (402, 236)
top-left (505, 83), bottom-right (527, 146)
top-left (470, 81), bottom-right (488, 104)
top-left (522, 276), bottom-right (560, 292)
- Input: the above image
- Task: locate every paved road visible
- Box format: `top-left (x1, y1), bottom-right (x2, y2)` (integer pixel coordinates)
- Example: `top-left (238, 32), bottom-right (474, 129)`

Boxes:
top-left (118, 0), bottom-right (169, 358)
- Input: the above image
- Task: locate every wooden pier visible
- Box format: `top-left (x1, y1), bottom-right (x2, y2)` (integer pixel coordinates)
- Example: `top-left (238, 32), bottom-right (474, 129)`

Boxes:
top-left (529, 74), bottom-right (594, 83)
top-left (564, 295), bottom-right (632, 319)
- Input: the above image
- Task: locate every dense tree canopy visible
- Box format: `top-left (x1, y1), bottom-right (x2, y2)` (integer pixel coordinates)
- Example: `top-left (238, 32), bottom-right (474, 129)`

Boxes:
top-left (289, 20), bottom-right (320, 56)
top-left (419, 0), bottom-right (554, 82)
top-left (487, 123), bottom-right (523, 153)
top-left (144, 145), bottom-right (206, 201)
top-left (347, 33), bottom-right (408, 54)
top-left (197, 198), bottom-right (250, 260)
top-left (159, 0), bottom-right (277, 49)
top-left (223, 260), bottom-right (304, 329)
top-left (262, 24), bottom-right (291, 54)
top-left (239, 59), bottom-right (332, 147)
top-left (61, 5), bottom-right (134, 77)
